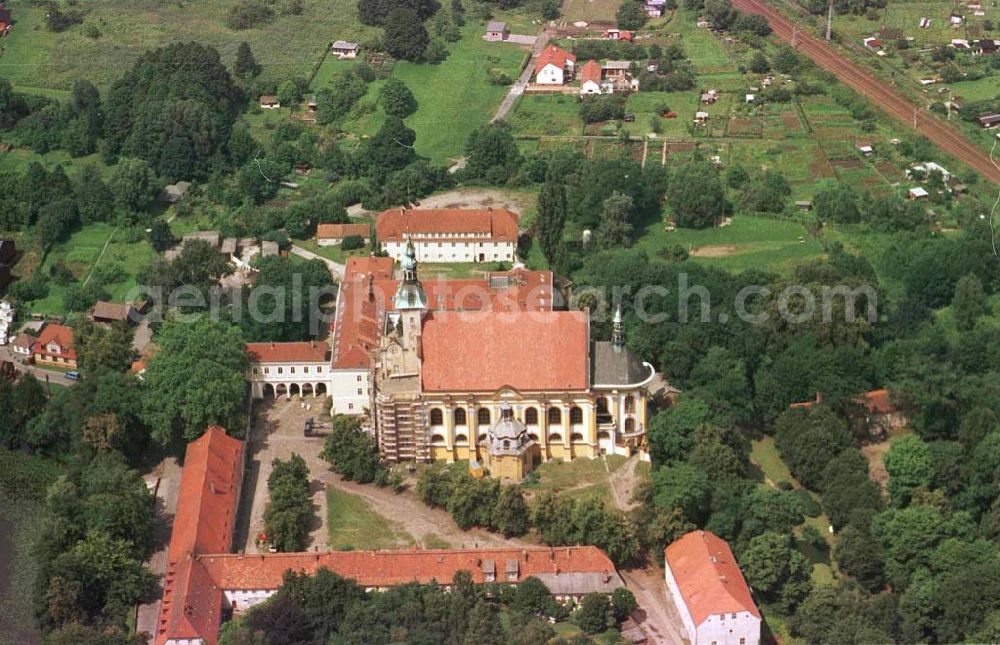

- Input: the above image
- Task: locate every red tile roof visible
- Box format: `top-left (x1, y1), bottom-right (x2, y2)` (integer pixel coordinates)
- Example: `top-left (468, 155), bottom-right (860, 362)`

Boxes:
top-left (330, 256), bottom-right (554, 371)
top-left (664, 531), bottom-right (760, 626)
top-left (860, 388), bottom-right (896, 414)
top-left (199, 546), bottom-right (617, 590)
top-left (317, 223), bottom-right (370, 240)
top-left (246, 341), bottom-right (330, 363)
top-left (421, 310), bottom-right (589, 392)
top-left (375, 208), bottom-right (519, 243)
top-left (11, 333), bottom-right (34, 351)
top-left (156, 427), bottom-right (243, 645)
top-left (34, 323), bottom-right (75, 360)
top-left (535, 45), bottom-right (576, 74)
top-left (580, 60), bottom-right (602, 84)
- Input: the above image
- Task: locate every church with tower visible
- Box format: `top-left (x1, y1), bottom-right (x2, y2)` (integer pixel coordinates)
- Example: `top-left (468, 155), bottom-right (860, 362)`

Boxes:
top-left (248, 235), bottom-right (656, 481)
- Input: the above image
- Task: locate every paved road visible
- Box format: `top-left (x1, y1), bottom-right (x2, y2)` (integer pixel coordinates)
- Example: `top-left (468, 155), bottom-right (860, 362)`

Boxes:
top-left (733, 0), bottom-right (1000, 186)
top-left (135, 458), bottom-right (182, 644)
top-left (0, 346), bottom-right (76, 387)
top-left (492, 29), bottom-right (552, 123)
top-left (290, 245), bottom-right (345, 279)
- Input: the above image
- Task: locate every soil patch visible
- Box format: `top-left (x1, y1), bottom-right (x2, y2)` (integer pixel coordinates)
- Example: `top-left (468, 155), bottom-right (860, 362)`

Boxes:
top-left (690, 244), bottom-right (738, 257)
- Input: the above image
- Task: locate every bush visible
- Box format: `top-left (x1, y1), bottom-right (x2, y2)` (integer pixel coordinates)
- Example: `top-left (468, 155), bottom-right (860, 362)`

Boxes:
top-left (580, 96), bottom-right (626, 123)
top-left (341, 235), bottom-right (365, 250)
top-left (227, 0), bottom-right (276, 30)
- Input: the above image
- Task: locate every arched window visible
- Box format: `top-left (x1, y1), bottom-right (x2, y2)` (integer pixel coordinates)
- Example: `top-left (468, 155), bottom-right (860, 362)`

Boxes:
top-left (624, 395), bottom-right (635, 413)
top-left (548, 433), bottom-right (562, 443)
top-left (430, 434), bottom-right (446, 445)
top-left (570, 406), bottom-right (583, 425)
top-left (597, 397), bottom-right (610, 414)
top-left (570, 432), bottom-right (584, 442)
top-left (455, 433), bottom-right (468, 444)
top-left (503, 440), bottom-right (510, 450)
top-left (547, 407), bottom-right (562, 424)
top-left (625, 418), bottom-right (635, 433)
top-left (528, 433), bottom-right (539, 442)
top-left (477, 407), bottom-right (491, 425)
top-left (598, 431), bottom-right (611, 440)
top-left (525, 407), bottom-right (538, 425)
top-left (429, 408), bottom-right (444, 426)
top-left (454, 408), bottom-right (467, 426)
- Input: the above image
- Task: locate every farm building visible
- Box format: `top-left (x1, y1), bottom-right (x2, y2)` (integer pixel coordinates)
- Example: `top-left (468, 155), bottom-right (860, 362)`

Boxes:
top-left (863, 37), bottom-right (882, 50)
top-left (856, 143), bottom-right (873, 156)
top-left (694, 111), bottom-right (709, 124)
top-left (907, 161), bottom-right (951, 182)
top-left (535, 45), bottom-right (576, 85)
top-left (485, 21), bottom-right (508, 41)
top-left (158, 181), bottom-right (191, 203)
top-left (91, 301), bottom-right (136, 325)
top-left (645, 0), bottom-right (666, 17)
top-left (317, 223), bottom-right (371, 246)
top-left (0, 3), bottom-right (12, 35)
top-left (331, 40), bottom-right (360, 58)
top-left (259, 95), bottom-right (281, 109)
top-left (978, 113), bottom-right (1000, 128)
top-left (908, 187), bottom-right (930, 200)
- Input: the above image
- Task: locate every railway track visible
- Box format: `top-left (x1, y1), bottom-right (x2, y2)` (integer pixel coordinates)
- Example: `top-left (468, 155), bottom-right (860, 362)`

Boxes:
top-left (732, 0), bottom-right (1000, 186)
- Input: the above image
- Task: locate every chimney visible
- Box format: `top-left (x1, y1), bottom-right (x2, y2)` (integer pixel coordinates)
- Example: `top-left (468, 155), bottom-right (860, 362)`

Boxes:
top-left (209, 480), bottom-right (217, 495)
top-left (310, 340), bottom-right (315, 349)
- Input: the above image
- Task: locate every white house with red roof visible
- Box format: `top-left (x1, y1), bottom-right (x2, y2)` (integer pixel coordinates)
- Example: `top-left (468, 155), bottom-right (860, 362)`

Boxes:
top-left (375, 207), bottom-right (518, 263)
top-left (33, 323), bottom-right (77, 369)
top-left (580, 60), bottom-right (604, 95)
top-left (534, 45), bottom-right (576, 85)
top-left (664, 531), bottom-right (761, 645)
top-left (246, 341), bottom-right (332, 400)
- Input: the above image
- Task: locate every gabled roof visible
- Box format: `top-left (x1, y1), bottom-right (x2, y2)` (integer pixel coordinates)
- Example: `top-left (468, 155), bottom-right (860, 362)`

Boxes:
top-left (535, 45), bottom-right (576, 74)
top-left (34, 324), bottom-right (75, 359)
top-left (665, 531), bottom-right (760, 626)
top-left (246, 341), bottom-right (330, 363)
top-left (156, 426), bottom-right (242, 645)
top-left (580, 60), bottom-right (602, 84)
top-left (91, 300), bottom-right (132, 322)
top-left (591, 341), bottom-right (652, 386)
top-left (421, 310), bottom-right (590, 392)
top-left (375, 208), bottom-right (519, 242)
top-left (198, 546), bottom-right (620, 591)
top-left (331, 40), bottom-right (359, 49)
top-left (486, 20), bottom-right (507, 31)
top-left (317, 223), bottom-right (370, 240)
top-left (11, 333), bottom-right (34, 350)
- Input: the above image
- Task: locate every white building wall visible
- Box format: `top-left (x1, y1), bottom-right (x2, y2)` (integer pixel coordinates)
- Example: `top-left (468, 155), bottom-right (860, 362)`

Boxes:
top-left (536, 63), bottom-right (565, 85)
top-left (248, 360), bottom-right (330, 399)
top-left (695, 612), bottom-right (760, 645)
top-left (664, 561), bottom-right (698, 643)
top-left (225, 588), bottom-right (276, 612)
top-left (580, 80), bottom-right (602, 95)
top-left (383, 240), bottom-right (515, 263)
top-left (329, 368), bottom-right (370, 415)
top-left (317, 237), bottom-right (345, 247)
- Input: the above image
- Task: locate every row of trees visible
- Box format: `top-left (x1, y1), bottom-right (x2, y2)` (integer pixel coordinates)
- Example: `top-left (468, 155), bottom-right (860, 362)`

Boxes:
top-left (220, 566), bottom-right (636, 643)
top-left (264, 454), bottom-right (314, 552)
top-left (417, 465), bottom-right (531, 537)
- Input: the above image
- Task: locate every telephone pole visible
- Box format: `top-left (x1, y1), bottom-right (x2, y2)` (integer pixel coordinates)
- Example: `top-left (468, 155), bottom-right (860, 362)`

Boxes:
top-left (826, 0), bottom-right (833, 41)
top-left (792, 25), bottom-right (798, 48)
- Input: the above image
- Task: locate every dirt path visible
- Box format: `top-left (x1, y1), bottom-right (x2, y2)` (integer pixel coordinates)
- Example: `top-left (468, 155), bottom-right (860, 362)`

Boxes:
top-left (136, 458), bottom-right (182, 644)
top-left (733, 0), bottom-right (1000, 186)
top-left (412, 188), bottom-right (537, 213)
top-left (492, 29), bottom-right (552, 123)
top-left (607, 454), bottom-right (642, 512)
top-left (620, 566), bottom-right (689, 644)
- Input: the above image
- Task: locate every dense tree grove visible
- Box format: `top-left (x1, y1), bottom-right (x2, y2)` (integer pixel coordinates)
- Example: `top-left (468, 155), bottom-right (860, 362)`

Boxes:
top-left (264, 454), bottom-right (313, 552)
top-left (218, 566), bottom-right (632, 643)
top-left (418, 464), bottom-right (531, 537)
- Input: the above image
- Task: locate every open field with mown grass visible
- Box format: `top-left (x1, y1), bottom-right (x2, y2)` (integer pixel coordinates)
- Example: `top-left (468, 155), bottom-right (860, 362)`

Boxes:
top-left (0, 0), bottom-right (379, 92)
top-left (0, 494), bottom-right (44, 645)
top-left (521, 455), bottom-right (626, 505)
top-left (561, 0), bottom-right (623, 22)
top-left (326, 486), bottom-right (415, 550)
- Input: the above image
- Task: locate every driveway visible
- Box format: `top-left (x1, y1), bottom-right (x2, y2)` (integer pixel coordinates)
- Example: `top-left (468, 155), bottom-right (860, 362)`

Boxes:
top-left (492, 28), bottom-right (552, 123)
top-left (135, 459), bottom-right (182, 644)
top-left (290, 245), bottom-right (345, 280)
top-left (0, 346), bottom-right (76, 387)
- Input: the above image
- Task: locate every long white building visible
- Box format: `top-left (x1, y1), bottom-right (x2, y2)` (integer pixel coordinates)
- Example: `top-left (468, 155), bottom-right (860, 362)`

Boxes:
top-left (664, 531), bottom-right (761, 645)
top-left (375, 207), bottom-right (518, 264)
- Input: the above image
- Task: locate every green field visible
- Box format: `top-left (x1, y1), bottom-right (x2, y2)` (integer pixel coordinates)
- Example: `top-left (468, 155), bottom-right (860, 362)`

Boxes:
top-left (20, 224), bottom-right (156, 316)
top-left (561, 0), bottom-right (624, 22)
top-left (326, 486), bottom-right (414, 550)
top-left (0, 0), bottom-right (379, 92)
top-left (393, 22), bottom-right (528, 163)
top-left (508, 95), bottom-right (585, 137)
top-left (521, 455), bottom-right (625, 505)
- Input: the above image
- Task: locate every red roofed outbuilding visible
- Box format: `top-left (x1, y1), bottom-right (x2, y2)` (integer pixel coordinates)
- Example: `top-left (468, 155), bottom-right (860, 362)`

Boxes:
top-left (580, 60), bottom-right (603, 95)
top-left (664, 531), bottom-right (761, 645)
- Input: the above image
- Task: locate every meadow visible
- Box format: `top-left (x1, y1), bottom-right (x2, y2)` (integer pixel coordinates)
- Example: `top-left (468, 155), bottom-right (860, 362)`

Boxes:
top-left (0, 0), bottom-right (379, 93)
top-left (325, 486), bottom-right (415, 550)
top-left (561, 0), bottom-right (624, 22)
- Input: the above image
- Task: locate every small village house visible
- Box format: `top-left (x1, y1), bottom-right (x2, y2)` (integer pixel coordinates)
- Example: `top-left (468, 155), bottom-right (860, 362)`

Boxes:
top-left (259, 95), bottom-right (281, 109)
top-left (11, 333), bottom-right (33, 361)
top-left (863, 37), bottom-right (882, 50)
top-left (604, 28), bottom-right (634, 41)
top-left (908, 186), bottom-right (930, 200)
top-left (157, 181), bottom-right (191, 203)
top-left (856, 143), bottom-right (874, 156)
top-left (485, 21), bottom-right (508, 41)
top-left (907, 161), bottom-right (951, 183)
top-left (978, 113), bottom-right (1000, 128)
top-left (317, 223), bottom-right (370, 246)
top-left (579, 60), bottom-right (603, 95)
top-left (664, 531), bottom-right (761, 645)
top-left (645, 0), bottom-right (666, 17)
top-left (790, 389), bottom-right (907, 437)
top-left (694, 111), bottom-right (709, 124)
top-left (331, 40), bottom-right (360, 59)
top-left (534, 45), bottom-right (576, 85)
top-left (700, 90), bottom-right (718, 104)
top-left (33, 323), bottom-right (77, 370)
top-left (90, 301), bottom-right (136, 326)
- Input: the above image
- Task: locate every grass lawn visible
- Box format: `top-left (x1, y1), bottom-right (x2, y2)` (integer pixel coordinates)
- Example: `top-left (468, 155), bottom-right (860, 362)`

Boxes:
top-left (392, 22), bottom-right (528, 163)
top-left (561, 0), bottom-right (623, 22)
top-left (326, 486), bottom-right (415, 551)
top-left (0, 0), bottom-right (380, 92)
top-left (0, 148), bottom-right (113, 178)
top-left (20, 224), bottom-right (156, 316)
top-left (522, 455), bottom-right (625, 506)
top-left (624, 91), bottom-right (700, 139)
top-left (293, 238), bottom-right (371, 264)
top-left (508, 95), bottom-right (585, 137)
top-left (749, 436), bottom-right (795, 487)
top-left (634, 215), bottom-right (825, 275)
top-left (0, 493), bottom-right (45, 645)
